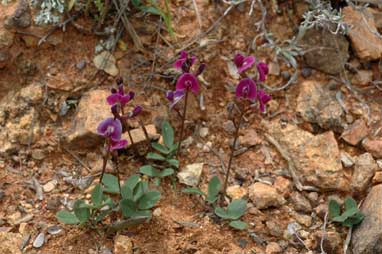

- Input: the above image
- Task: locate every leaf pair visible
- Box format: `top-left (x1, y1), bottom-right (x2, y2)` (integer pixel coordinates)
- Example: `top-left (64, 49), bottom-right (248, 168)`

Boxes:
top-left (215, 199), bottom-right (248, 230)
top-left (329, 197), bottom-right (365, 227)
top-left (182, 176), bottom-right (221, 204)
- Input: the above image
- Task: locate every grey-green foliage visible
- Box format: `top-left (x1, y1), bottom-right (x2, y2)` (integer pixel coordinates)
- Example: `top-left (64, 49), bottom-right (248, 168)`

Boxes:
top-left (140, 121), bottom-right (179, 184)
top-left (32, 0), bottom-right (64, 25)
top-left (56, 174), bottom-right (160, 228)
top-left (183, 176), bottom-right (247, 230)
top-left (328, 197), bottom-right (365, 227)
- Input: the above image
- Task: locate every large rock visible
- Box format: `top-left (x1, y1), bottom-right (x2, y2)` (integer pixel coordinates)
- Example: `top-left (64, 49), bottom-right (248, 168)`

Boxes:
top-left (352, 184), bottom-right (382, 254)
top-left (249, 182), bottom-right (286, 209)
top-left (4, 0), bottom-right (31, 29)
top-left (264, 120), bottom-right (348, 191)
top-left (296, 80), bottom-right (345, 131)
top-left (0, 232), bottom-right (22, 254)
top-left (301, 28), bottom-right (349, 74)
top-left (351, 153), bottom-right (378, 192)
top-left (362, 138), bottom-right (382, 159)
top-left (343, 7), bottom-right (382, 61)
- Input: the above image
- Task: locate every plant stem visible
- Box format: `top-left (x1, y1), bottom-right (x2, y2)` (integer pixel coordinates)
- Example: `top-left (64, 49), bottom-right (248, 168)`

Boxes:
top-left (176, 89), bottom-right (189, 158)
top-left (222, 111), bottom-right (244, 198)
top-left (100, 141), bottom-right (111, 184)
top-left (114, 153), bottom-right (122, 195)
top-left (121, 107), bottom-right (137, 153)
top-left (139, 119), bottom-right (151, 152)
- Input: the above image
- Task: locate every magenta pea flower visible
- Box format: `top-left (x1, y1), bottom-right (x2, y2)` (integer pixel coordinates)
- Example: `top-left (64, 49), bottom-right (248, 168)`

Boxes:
top-left (166, 90), bottom-right (185, 108)
top-left (234, 53), bottom-right (255, 74)
top-left (235, 78), bottom-right (257, 100)
top-left (257, 89), bottom-right (271, 112)
top-left (107, 85), bottom-right (135, 107)
top-left (256, 62), bottom-right (269, 82)
top-left (174, 51), bottom-right (196, 70)
top-left (97, 117), bottom-right (128, 151)
top-left (125, 105), bottom-right (142, 118)
top-left (176, 73), bottom-right (200, 94)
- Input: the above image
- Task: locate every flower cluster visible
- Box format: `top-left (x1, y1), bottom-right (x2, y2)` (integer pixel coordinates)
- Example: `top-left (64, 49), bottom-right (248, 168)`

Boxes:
top-left (233, 53), bottom-right (271, 112)
top-left (97, 78), bottom-right (141, 151)
top-left (166, 51), bottom-right (205, 108)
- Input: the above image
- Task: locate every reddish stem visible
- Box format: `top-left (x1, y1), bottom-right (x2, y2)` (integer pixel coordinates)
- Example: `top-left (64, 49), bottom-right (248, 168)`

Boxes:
top-left (176, 89), bottom-right (189, 159)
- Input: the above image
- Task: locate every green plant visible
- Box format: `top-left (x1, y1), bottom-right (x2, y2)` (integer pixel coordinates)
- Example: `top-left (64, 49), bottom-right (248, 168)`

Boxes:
top-left (328, 197), bottom-right (365, 227)
top-left (140, 121), bottom-right (179, 185)
top-left (183, 176), bottom-right (247, 230)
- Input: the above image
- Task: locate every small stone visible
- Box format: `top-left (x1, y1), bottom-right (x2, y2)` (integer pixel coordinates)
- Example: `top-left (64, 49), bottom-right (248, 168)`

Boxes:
top-left (273, 176), bottom-right (292, 198)
top-left (93, 51), bottom-right (119, 76)
top-left (266, 221), bottom-right (283, 237)
top-left (226, 185), bottom-right (248, 200)
top-left (314, 203), bottom-right (328, 220)
top-left (249, 182), bottom-right (286, 209)
top-left (177, 163), bottom-right (204, 186)
top-left (32, 232), bottom-right (45, 248)
top-left (114, 235), bottom-right (133, 254)
top-left (0, 29), bottom-right (14, 49)
top-left (31, 149), bottom-right (46, 160)
top-left (47, 225), bottom-right (63, 235)
top-left (362, 138), bottom-right (382, 159)
top-left (307, 192), bottom-right (319, 205)
top-left (268, 61), bottom-right (280, 76)
top-left (313, 230), bottom-right (342, 253)
top-left (46, 197), bottom-right (60, 211)
top-left (301, 68), bottom-right (312, 78)
top-left (181, 136), bottom-right (193, 148)
top-left (290, 192), bottom-right (312, 213)
top-left (266, 242), bottom-right (282, 254)
top-left (19, 82), bottom-right (44, 104)
top-left (372, 171), bottom-right (382, 184)
top-left (43, 180), bottom-right (57, 193)
top-left (199, 127), bottom-right (209, 138)
top-left (240, 129), bottom-right (261, 147)
top-left (293, 213), bottom-right (312, 227)
top-left (341, 151), bottom-right (355, 168)
top-left (4, 0), bottom-right (31, 28)
top-left (153, 208), bottom-right (161, 217)
top-left (351, 153), bottom-right (378, 192)
top-left (202, 141), bottom-right (212, 152)
top-left (352, 184), bottom-right (382, 254)
top-left (223, 120), bottom-right (235, 134)
top-left (267, 100), bottom-right (279, 114)
top-left (0, 232), bottom-right (22, 254)
top-left (76, 59), bottom-right (87, 70)
top-left (353, 70), bottom-right (373, 86)
top-left (341, 119), bottom-right (368, 146)
top-left (123, 124), bottom-right (160, 147)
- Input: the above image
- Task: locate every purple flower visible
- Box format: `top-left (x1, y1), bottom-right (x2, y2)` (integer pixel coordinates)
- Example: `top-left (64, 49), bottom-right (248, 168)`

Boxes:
top-left (257, 89), bottom-right (271, 112)
top-left (166, 90), bottom-right (186, 108)
top-left (257, 62), bottom-right (269, 82)
top-left (97, 118), bottom-right (123, 141)
top-left (107, 80), bottom-right (135, 107)
top-left (173, 51), bottom-right (196, 70)
top-left (126, 105), bottom-right (142, 118)
top-left (110, 139), bottom-right (128, 151)
top-left (234, 53), bottom-right (255, 74)
top-left (176, 73), bottom-right (199, 94)
top-left (235, 78), bottom-right (257, 100)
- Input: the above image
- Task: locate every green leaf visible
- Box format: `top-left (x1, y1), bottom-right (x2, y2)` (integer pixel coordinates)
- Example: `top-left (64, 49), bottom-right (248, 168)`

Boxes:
top-left (343, 213), bottom-right (365, 227)
top-left (329, 199), bottom-right (341, 219)
top-left (138, 191), bottom-right (161, 210)
top-left (158, 168), bottom-right (174, 178)
top-left (139, 165), bottom-right (159, 177)
top-left (344, 197), bottom-right (358, 211)
top-left (121, 175), bottom-right (141, 200)
top-left (91, 184), bottom-right (103, 207)
top-left (73, 200), bottom-right (90, 223)
top-left (134, 181), bottom-right (148, 202)
top-left (162, 121), bottom-right (174, 147)
top-left (130, 210), bottom-right (152, 219)
top-left (226, 199), bottom-right (247, 220)
top-left (152, 142), bottom-right (170, 154)
top-left (56, 210), bottom-right (80, 225)
top-left (167, 159), bottom-right (179, 168)
top-left (131, 0), bottom-right (141, 8)
top-left (214, 206), bottom-right (230, 219)
top-left (206, 176), bottom-right (221, 203)
top-left (120, 199), bottom-right (137, 218)
top-left (147, 152), bottom-right (166, 161)
top-left (332, 207), bottom-right (359, 223)
top-left (229, 220), bottom-right (248, 230)
top-left (182, 187), bottom-right (206, 196)
top-left (102, 174), bottom-right (120, 194)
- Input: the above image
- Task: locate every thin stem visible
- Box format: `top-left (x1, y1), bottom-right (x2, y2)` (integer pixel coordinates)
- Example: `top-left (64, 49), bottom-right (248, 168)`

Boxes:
top-left (114, 153), bottom-right (122, 196)
top-left (222, 110), bottom-right (244, 197)
top-left (139, 119), bottom-right (151, 152)
top-left (121, 107), bottom-right (137, 153)
top-left (176, 89), bottom-right (189, 158)
top-left (99, 141), bottom-right (111, 184)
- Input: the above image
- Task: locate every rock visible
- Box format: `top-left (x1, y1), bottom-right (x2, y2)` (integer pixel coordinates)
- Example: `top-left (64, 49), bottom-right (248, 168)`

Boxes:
top-left (177, 163), bottom-right (204, 186)
top-left (301, 28), bottom-right (349, 74)
top-left (240, 129), bottom-right (262, 147)
top-left (353, 70), bottom-right (373, 86)
top-left (76, 59), bottom-right (87, 70)
top-left (266, 220), bottom-right (283, 237)
top-left (199, 127), bottom-right (209, 138)
top-left (19, 82), bottom-right (44, 104)
top-left (293, 213), bottom-right (312, 227)
top-left (266, 242), bottom-right (282, 254)
top-left (223, 120), bottom-right (235, 134)
top-left (290, 192), bottom-right (312, 213)
top-left (352, 184), bottom-right (382, 254)
top-left (341, 119), bottom-right (368, 146)
top-left (47, 225), bottom-right (63, 235)
top-left (372, 171), bottom-right (382, 184)
top-left (4, 0), bottom-right (31, 28)
top-left (343, 7), bottom-right (382, 61)
top-left (114, 235), bottom-right (133, 254)
top-left (268, 61), bottom-right (280, 76)
top-left (362, 138), bottom-right (382, 159)
top-left (249, 182), bottom-right (286, 209)
top-left (264, 120), bottom-right (348, 191)
top-left (66, 89), bottom-right (110, 150)
top-left (273, 176), bottom-right (292, 198)
top-left (351, 153), bottom-right (378, 192)
top-left (43, 180), bottom-right (57, 193)
top-left (123, 124), bottom-right (160, 147)
top-left (33, 232), bottom-right (45, 248)
top-left (0, 29), bottom-right (14, 49)
top-left (341, 151), bottom-right (355, 168)
top-left (0, 232), bottom-right (22, 254)
top-left (226, 185), bottom-right (248, 200)
top-left (31, 149), bottom-right (46, 160)
top-left (153, 208), bottom-right (161, 217)
top-left (296, 80), bottom-right (344, 131)
top-left (93, 51), bottom-right (119, 76)
top-left (314, 230), bottom-right (342, 254)
top-left (301, 68), bottom-right (312, 78)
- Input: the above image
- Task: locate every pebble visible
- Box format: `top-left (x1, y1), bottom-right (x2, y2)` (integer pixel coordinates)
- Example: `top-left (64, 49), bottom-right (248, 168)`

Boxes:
top-left (114, 235), bottom-right (133, 254)
top-left (202, 141), bottom-right (212, 152)
top-left (199, 127), bottom-right (209, 138)
top-left (266, 242), bottom-right (282, 254)
top-left (290, 192), bottom-right (312, 213)
top-left (32, 232), bottom-right (45, 248)
top-left (43, 180), bottom-right (57, 193)
top-left (177, 163), bottom-right (204, 186)
top-left (301, 67), bottom-right (312, 78)
top-left (76, 59), bottom-right (87, 70)
top-left (223, 120), bottom-right (235, 134)
top-left (153, 208), bottom-right (161, 217)
top-left (47, 225), bottom-right (63, 235)
top-left (226, 185), bottom-right (248, 200)
top-left (340, 151), bottom-right (354, 168)
top-left (31, 149), bottom-right (46, 160)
